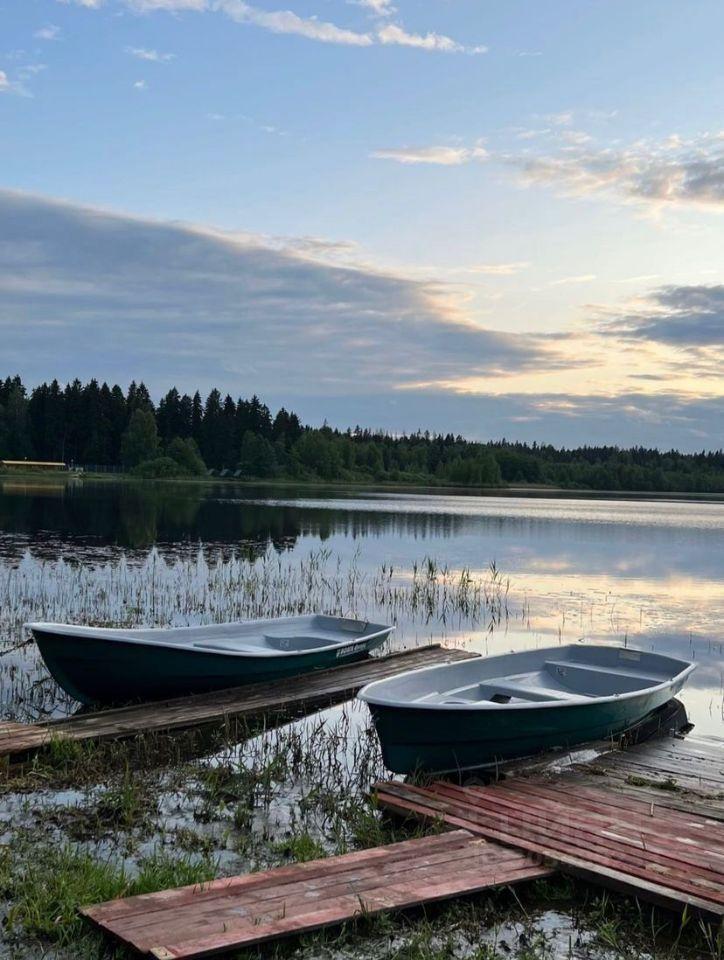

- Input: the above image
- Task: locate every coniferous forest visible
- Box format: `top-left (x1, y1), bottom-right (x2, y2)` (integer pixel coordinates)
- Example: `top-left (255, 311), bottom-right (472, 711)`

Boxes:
top-left (0, 375), bottom-right (722, 492)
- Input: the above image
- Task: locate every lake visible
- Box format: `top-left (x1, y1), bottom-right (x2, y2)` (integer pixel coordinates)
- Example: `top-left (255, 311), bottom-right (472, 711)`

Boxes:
top-left (0, 477), bottom-right (722, 734)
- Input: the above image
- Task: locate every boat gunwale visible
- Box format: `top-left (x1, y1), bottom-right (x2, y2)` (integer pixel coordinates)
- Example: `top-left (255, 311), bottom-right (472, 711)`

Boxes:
top-left (25, 616), bottom-right (395, 660)
top-left (357, 645), bottom-right (696, 712)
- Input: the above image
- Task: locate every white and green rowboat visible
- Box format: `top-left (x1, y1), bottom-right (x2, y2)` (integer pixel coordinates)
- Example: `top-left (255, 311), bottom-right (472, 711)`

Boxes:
top-left (358, 644), bottom-right (696, 774)
top-left (28, 615), bottom-right (394, 705)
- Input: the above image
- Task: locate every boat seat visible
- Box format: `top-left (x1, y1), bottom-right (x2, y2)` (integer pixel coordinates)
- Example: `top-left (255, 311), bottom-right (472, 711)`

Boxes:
top-left (477, 680), bottom-right (585, 703)
top-left (544, 660), bottom-right (667, 695)
top-left (435, 680), bottom-right (588, 705)
top-left (192, 640), bottom-right (264, 653)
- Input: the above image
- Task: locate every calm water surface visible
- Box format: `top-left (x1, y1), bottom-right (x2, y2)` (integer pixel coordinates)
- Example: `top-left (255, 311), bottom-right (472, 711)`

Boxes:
top-left (1, 477), bottom-right (722, 733)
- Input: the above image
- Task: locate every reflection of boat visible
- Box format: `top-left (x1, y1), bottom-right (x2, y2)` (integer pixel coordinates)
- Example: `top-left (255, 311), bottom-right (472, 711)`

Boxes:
top-left (28, 615), bottom-right (394, 705)
top-left (358, 644), bottom-right (696, 774)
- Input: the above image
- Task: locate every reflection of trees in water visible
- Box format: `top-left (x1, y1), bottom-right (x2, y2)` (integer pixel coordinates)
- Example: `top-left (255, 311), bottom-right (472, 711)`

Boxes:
top-left (0, 483), bottom-right (473, 561)
top-left (289, 507), bottom-right (467, 542)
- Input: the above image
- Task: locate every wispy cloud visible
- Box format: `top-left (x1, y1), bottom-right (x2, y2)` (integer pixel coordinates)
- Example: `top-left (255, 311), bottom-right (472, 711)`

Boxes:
top-left (466, 262), bottom-right (529, 276)
top-left (598, 285), bottom-right (724, 347)
top-left (546, 111), bottom-right (573, 126)
top-left (0, 69), bottom-right (31, 97)
top-left (371, 144), bottom-right (487, 165)
top-left (125, 0), bottom-right (208, 10)
top-left (56, 0), bottom-right (104, 7)
top-left (34, 24), bottom-right (61, 40)
top-left (59, 0), bottom-right (482, 52)
top-left (517, 132), bottom-right (724, 211)
top-left (215, 0), bottom-right (373, 46)
top-left (351, 0), bottom-right (395, 16)
top-left (125, 46), bottom-right (175, 61)
top-left (377, 23), bottom-right (485, 54)
top-left (549, 274), bottom-right (596, 286)
top-left (133, 79), bottom-right (147, 90)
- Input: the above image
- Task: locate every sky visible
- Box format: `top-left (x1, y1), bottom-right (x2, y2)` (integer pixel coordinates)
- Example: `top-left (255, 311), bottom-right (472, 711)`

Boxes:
top-left (1, 0), bottom-right (723, 450)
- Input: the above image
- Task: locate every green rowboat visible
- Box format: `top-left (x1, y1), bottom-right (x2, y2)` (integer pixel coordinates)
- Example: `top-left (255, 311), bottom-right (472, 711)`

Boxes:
top-left (28, 615), bottom-right (394, 705)
top-left (358, 644), bottom-right (695, 774)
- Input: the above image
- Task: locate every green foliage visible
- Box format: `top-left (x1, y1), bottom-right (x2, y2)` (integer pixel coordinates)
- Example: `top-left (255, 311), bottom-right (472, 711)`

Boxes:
top-left (272, 831), bottom-right (327, 862)
top-left (132, 455), bottom-right (187, 478)
top-left (2, 373), bottom-right (723, 492)
top-left (238, 429), bottom-right (278, 478)
top-left (121, 407), bottom-right (159, 468)
top-left (4, 842), bottom-right (216, 946)
top-left (166, 436), bottom-right (207, 476)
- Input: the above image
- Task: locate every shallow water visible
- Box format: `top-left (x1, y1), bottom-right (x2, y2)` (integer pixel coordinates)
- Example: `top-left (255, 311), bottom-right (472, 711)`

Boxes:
top-left (0, 478), bottom-right (721, 734)
top-left (1, 479), bottom-right (722, 959)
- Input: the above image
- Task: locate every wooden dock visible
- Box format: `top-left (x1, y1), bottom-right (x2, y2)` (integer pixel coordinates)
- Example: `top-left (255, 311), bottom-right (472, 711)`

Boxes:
top-left (375, 733), bottom-right (724, 922)
top-left (0, 645), bottom-right (474, 760)
top-left (81, 729), bottom-right (724, 956)
top-left (82, 830), bottom-right (551, 959)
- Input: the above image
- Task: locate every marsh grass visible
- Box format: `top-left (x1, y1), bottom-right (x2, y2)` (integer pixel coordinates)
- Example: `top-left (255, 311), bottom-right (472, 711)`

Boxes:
top-left (4, 840), bottom-right (216, 948)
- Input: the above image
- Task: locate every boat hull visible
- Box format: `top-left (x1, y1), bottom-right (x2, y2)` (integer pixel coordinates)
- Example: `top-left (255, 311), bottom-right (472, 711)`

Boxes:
top-left (32, 628), bottom-right (388, 705)
top-left (366, 682), bottom-right (685, 774)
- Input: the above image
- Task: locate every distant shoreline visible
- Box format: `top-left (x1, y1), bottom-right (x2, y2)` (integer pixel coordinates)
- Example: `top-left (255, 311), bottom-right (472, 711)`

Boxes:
top-left (2, 470), bottom-right (723, 503)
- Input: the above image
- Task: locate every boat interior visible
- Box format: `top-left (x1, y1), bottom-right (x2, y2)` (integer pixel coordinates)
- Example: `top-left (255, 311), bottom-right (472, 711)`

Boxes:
top-left (362, 645), bottom-right (692, 707)
top-left (415, 660), bottom-right (673, 705)
top-left (30, 615), bottom-right (393, 657)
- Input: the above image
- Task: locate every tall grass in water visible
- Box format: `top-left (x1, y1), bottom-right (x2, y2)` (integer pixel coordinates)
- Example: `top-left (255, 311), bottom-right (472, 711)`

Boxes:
top-left (0, 547), bottom-right (509, 721)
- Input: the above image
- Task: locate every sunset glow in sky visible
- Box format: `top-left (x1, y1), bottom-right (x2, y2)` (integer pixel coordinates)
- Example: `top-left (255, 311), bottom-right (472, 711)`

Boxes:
top-left (2, 0), bottom-right (723, 448)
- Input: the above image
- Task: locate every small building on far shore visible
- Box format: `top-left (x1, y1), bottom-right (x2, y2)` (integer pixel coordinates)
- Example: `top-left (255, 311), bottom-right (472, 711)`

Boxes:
top-left (0, 460), bottom-right (68, 472)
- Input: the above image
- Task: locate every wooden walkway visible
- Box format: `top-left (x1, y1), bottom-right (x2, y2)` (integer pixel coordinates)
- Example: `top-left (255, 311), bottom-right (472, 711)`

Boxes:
top-left (0, 645), bottom-right (474, 760)
top-left (82, 830), bottom-right (551, 959)
top-left (375, 737), bottom-right (724, 922)
top-left (570, 733), bottom-right (724, 804)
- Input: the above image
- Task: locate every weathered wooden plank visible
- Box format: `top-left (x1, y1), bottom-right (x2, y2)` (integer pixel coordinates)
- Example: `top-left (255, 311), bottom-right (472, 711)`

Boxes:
top-left (495, 781), bottom-right (724, 852)
top-left (374, 779), bottom-right (724, 920)
top-left (83, 830), bottom-right (552, 959)
top-left (580, 736), bottom-right (724, 793)
top-left (432, 783), bottom-right (724, 891)
top-left (0, 645), bottom-right (475, 759)
top-left (381, 781), bottom-right (724, 904)
top-left (114, 844), bottom-right (502, 947)
top-left (86, 830), bottom-right (474, 925)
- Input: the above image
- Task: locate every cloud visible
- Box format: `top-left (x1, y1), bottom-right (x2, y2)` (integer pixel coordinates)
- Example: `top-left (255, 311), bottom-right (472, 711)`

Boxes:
top-left (125, 0), bottom-right (208, 9)
top-left (56, 0), bottom-right (104, 6)
top-left (0, 190), bottom-right (556, 399)
top-left (598, 285), bottom-right (724, 347)
top-left (546, 111), bottom-right (573, 126)
top-left (56, 0), bottom-right (479, 52)
top-left (133, 79), bottom-right (147, 89)
top-left (34, 24), bottom-right (61, 40)
top-left (2, 191), bottom-right (719, 449)
top-left (286, 391), bottom-right (723, 451)
top-left (351, 0), bottom-right (395, 15)
top-left (371, 144), bottom-right (487, 165)
top-left (377, 23), bottom-right (485, 54)
top-left (516, 132), bottom-right (724, 211)
top-left (125, 46), bottom-right (175, 61)
top-left (0, 69), bottom-right (31, 97)
top-left (215, 0), bottom-right (373, 45)
top-left (549, 274), bottom-right (596, 286)
top-left (466, 262), bottom-right (529, 276)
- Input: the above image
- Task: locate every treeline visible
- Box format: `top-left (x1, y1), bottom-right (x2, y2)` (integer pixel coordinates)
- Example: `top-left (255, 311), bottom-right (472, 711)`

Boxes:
top-left (1, 375), bottom-right (722, 492)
